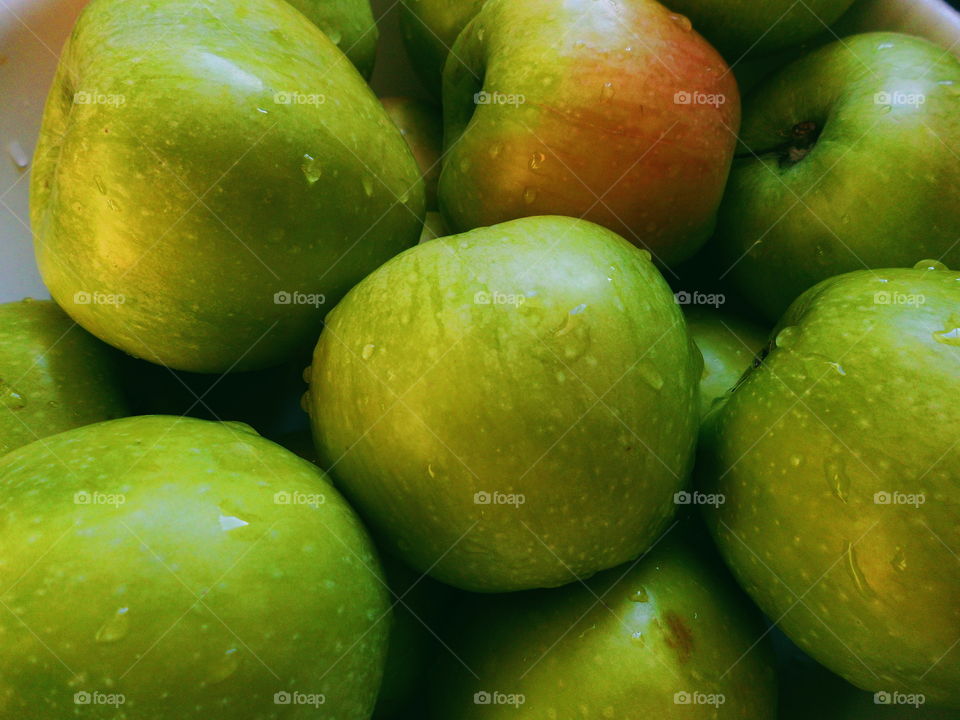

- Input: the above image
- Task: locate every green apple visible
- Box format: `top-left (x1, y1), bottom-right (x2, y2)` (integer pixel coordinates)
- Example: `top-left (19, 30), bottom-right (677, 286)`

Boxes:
top-left (0, 415), bottom-right (390, 718)
top-left (381, 97), bottom-right (443, 210)
top-left (419, 210), bottom-right (448, 243)
top-left (699, 266), bottom-right (960, 707)
top-left (398, 0), bottom-right (486, 97)
top-left (306, 215), bottom-right (701, 592)
top-left (684, 307), bottom-right (768, 417)
top-left (0, 298), bottom-right (128, 456)
top-left (31, 0), bottom-right (425, 374)
top-left (713, 32), bottom-right (960, 321)
top-left (439, 0), bottom-right (740, 266)
top-left (429, 531), bottom-right (777, 718)
top-left (283, 0), bottom-right (378, 78)
top-left (662, 0), bottom-right (855, 61)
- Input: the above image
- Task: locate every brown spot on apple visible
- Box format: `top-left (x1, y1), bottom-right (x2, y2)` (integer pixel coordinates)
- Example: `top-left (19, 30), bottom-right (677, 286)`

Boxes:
top-left (663, 611), bottom-right (694, 662)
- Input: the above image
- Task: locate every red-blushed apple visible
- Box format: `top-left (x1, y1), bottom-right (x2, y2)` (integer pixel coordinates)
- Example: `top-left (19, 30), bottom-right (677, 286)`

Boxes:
top-left (439, 0), bottom-right (741, 266)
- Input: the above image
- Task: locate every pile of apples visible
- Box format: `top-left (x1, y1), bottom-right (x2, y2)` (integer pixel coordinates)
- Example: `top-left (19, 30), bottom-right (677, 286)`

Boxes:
top-left (1, 0), bottom-right (959, 717)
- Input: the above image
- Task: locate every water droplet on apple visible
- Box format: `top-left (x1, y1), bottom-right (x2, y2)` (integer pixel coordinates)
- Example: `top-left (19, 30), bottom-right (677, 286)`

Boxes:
top-left (529, 151), bottom-right (546, 171)
top-left (629, 587), bottom-right (649, 602)
top-left (630, 631), bottom-right (645, 646)
top-left (668, 13), bottom-right (692, 32)
top-left (522, 187), bottom-right (538, 204)
top-left (933, 327), bottom-right (960, 346)
top-left (489, 143), bottom-right (503, 159)
top-left (774, 326), bottom-right (800, 350)
top-left (95, 607), bottom-right (130, 643)
top-left (914, 258), bottom-right (948, 271)
top-left (362, 177), bottom-right (375, 197)
top-left (825, 456), bottom-right (849, 503)
top-left (427, 464), bottom-right (436, 478)
top-left (94, 175), bottom-right (106, 195)
top-left (301, 154), bottom-right (322, 184)
top-left (637, 363), bottom-right (664, 391)
top-left (218, 513), bottom-right (249, 532)
top-left (891, 547), bottom-right (908, 572)
top-left (362, 343), bottom-right (376, 360)
top-left (8, 140), bottom-right (28, 170)
top-left (107, 199), bottom-right (120, 212)
top-left (326, 28), bottom-right (343, 45)
top-left (844, 541), bottom-right (874, 597)
top-left (877, 42), bottom-right (894, 49)
top-left (0, 380), bottom-right (26, 410)
top-left (206, 647), bottom-right (242, 684)
top-left (600, 82), bottom-right (615, 100)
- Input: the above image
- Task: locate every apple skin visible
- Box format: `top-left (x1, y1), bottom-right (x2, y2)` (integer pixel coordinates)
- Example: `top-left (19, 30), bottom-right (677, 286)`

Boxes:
top-left (398, 0), bottom-right (486, 97)
top-left (283, 0), bottom-right (379, 78)
top-left (699, 267), bottom-right (960, 707)
top-left (31, 0), bottom-right (425, 374)
top-left (438, 0), bottom-right (740, 266)
top-left (662, 0), bottom-right (855, 61)
top-left (306, 216), bottom-right (701, 593)
top-left (381, 97), bottom-right (443, 210)
top-left (418, 210), bottom-right (448, 243)
top-left (713, 32), bottom-right (960, 322)
top-left (0, 299), bottom-right (128, 457)
top-left (684, 307), bottom-right (768, 418)
top-left (429, 532), bottom-right (777, 719)
top-left (0, 415), bottom-right (390, 719)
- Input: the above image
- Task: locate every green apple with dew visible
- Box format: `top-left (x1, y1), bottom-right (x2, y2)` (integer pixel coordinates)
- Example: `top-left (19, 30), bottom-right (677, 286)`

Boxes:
top-left (381, 97), bottom-right (443, 210)
top-left (307, 215), bottom-right (701, 592)
top-left (399, 0), bottom-right (486, 97)
top-left (714, 32), bottom-right (960, 321)
top-left (663, 0), bottom-right (856, 61)
top-left (0, 298), bottom-right (127, 457)
top-left (283, 0), bottom-right (379, 77)
top-left (0, 415), bottom-right (390, 718)
top-left (31, 0), bottom-right (425, 374)
top-left (430, 532), bottom-right (777, 719)
top-left (439, 0), bottom-right (740, 266)
top-left (684, 307), bottom-right (767, 418)
top-left (700, 264), bottom-right (960, 707)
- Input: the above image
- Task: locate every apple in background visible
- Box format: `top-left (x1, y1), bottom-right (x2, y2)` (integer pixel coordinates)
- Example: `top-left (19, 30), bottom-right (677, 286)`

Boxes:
top-left (438, 0), bottom-right (740, 267)
top-left (684, 306), bottom-right (767, 418)
top-left (0, 415), bottom-right (390, 719)
top-left (419, 211), bottom-right (448, 242)
top-left (306, 216), bottom-right (701, 592)
top-left (283, 0), bottom-right (379, 77)
top-left (0, 298), bottom-right (128, 456)
top-left (663, 0), bottom-right (856, 61)
top-left (713, 32), bottom-right (960, 321)
top-left (398, 0), bottom-right (486, 97)
top-left (31, 0), bottom-right (425, 374)
top-left (699, 266), bottom-right (960, 707)
top-left (381, 97), bottom-right (443, 209)
top-left (429, 531), bottom-right (777, 719)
